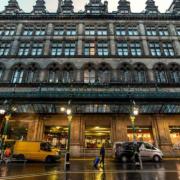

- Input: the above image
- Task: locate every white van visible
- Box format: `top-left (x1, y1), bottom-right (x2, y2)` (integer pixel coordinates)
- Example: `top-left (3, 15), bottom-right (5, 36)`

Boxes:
top-left (113, 141), bottom-right (163, 163)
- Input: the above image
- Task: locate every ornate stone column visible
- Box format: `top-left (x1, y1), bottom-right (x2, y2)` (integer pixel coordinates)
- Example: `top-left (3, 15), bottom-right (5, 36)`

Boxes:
top-left (154, 115), bottom-right (172, 153)
top-left (70, 115), bottom-right (82, 157)
top-left (109, 23), bottom-right (116, 56)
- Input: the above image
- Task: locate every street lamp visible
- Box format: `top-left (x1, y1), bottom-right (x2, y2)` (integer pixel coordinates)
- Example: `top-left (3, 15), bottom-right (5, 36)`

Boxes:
top-left (60, 104), bottom-right (72, 170)
top-left (130, 101), bottom-right (139, 141)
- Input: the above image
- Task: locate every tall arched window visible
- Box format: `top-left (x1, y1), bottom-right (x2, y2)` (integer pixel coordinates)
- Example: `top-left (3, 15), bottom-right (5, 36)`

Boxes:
top-left (48, 63), bottom-right (60, 83)
top-left (169, 64), bottom-right (180, 83)
top-left (0, 64), bottom-right (5, 82)
top-left (119, 63), bottom-right (132, 83)
top-left (154, 63), bottom-right (168, 83)
top-left (98, 63), bottom-right (111, 84)
top-left (83, 64), bottom-right (96, 84)
top-left (11, 64), bottom-right (25, 83)
top-left (62, 63), bottom-right (74, 83)
top-left (26, 63), bottom-right (39, 83)
top-left (133, 63), bottom-right (147, 83)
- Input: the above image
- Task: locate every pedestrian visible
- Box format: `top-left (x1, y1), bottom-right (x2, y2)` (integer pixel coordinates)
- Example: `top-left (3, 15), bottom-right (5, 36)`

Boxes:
top-left (100, 144), bottom-right (105, 168)
top-left (3, 146), bottom-right (11, 164)
top-left (133, 141), bottom-right (140, 166)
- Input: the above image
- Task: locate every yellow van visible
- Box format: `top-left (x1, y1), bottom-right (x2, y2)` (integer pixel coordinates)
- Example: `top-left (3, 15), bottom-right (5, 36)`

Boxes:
top-left (13, 141), bottom-right (60, 162)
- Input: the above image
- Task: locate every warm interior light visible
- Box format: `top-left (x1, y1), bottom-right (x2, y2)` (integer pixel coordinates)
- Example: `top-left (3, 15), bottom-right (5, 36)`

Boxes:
top-left (60, 107), bottom-right (65, 112)
top-left (0, 109), bottom-right (5, 114)
top-left (66, 108), bottom-right (72, 115)
top-left (133, 107), bottom-right (139, 116)
top-left (56, 126), bottom-right (61, 129)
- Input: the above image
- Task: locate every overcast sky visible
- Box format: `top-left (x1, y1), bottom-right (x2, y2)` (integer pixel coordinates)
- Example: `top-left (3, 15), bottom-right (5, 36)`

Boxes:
top-left (0, 0), bottom-right (173, 13)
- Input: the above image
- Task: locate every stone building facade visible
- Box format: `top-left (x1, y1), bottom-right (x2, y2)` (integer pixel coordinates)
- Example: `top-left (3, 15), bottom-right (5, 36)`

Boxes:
top-left (0, 0), bottom-right (180, 156)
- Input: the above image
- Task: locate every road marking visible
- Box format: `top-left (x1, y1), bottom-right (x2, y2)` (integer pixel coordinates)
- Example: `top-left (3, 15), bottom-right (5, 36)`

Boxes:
top-left (1, 170), bottom-right (180, 180)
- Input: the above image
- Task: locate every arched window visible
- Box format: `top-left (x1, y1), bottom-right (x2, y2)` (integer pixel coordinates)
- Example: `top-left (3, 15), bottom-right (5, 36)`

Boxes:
top-left (169, 64), bottom-right (180, 83)
top-left (83, 64), bottom-right (96, 84)
top-left (119, 63), bottom-right (132, 83)
top-left (62, 63), bottom-right (74, 83)
top-left (11, 64), bottom-right (25, 83)
top-left (26, 63), bottom-right (39, 83)
top-left (133, 63), bottom-right (147, 83)
top-left (0, 64), bottom-right (5, 82)
top-left (154, 63), bottom-right (168, 83)
top-left (48, 63), bottom-right (60, 83)
top-left (98, 63), bottom-right (111, 84)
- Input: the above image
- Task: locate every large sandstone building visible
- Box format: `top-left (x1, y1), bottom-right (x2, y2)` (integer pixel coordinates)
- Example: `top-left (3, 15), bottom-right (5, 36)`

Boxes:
top-left (0, 0), bottom-right (180, 156)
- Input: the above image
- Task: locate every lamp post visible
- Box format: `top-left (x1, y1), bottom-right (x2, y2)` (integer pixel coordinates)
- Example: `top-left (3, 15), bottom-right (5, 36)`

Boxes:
top-left (61, 104), bottom-right (72, 170)
top-left (130, 101), bottom-right (139, 141)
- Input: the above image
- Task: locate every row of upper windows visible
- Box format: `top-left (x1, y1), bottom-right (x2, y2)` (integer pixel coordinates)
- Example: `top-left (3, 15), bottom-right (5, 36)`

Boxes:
top-left (0, 24), bottom-right (180, 36)
top-left (0, 63), bottom-right (179, 84)
top-left (0, 41), bottom-right (176, 57)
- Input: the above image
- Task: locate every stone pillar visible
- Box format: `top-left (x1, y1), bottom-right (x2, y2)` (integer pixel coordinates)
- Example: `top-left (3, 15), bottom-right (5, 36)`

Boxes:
top-left (77, 23), bottom-right (83, 56)
top-left (70, 116), bottom-right (81, 157)
top-left (139, 23), bottom-right (149, 56)
top-left (39, 69), bottom-right (47, 82)
top-left (173, 40), bottom-right (180, 56)
top-left (27, 120), bottom-right (38, 141)
top-left (16, 23), bottom-right (23, 36)
top-left (142, 39), bottom-right (150, 56)
top-left (35, 117), bottom-right (44, 141)
top-left (109, 23), bottom-right (116, 56)
top-left (113, 115), bottom-right (128, 142)
top-left (169, 24), bottom-right (176, 36)
top-left (154, 115), bottom-right (172, 153)
top-left (11, 39), bottom-right (19, 56)
top-left (44, 39), bottom-right (51, 56)
top-left (3, 69), bottom-right (11, 83)
top-left (139, 22), bottom-right (146, 36)
top-left (43, 23), bottom-right (53, 56)
top-left (148, 69), bottom-right (155, 82)
top-left (47, 23), bottom-right (54, 36)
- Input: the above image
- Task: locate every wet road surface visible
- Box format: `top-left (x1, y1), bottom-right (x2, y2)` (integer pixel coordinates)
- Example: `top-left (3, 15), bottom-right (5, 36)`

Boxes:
top-left (0, 160), bottom-right (179, 180)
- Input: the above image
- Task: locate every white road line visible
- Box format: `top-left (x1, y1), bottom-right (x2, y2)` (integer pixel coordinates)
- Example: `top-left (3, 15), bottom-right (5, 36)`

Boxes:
top-left (0, 170), bottom-right (180, 180)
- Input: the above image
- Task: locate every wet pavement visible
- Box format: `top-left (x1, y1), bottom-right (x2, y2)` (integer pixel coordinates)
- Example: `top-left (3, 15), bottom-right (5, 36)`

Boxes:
top-left (0, 159), bottom-right (179, 180)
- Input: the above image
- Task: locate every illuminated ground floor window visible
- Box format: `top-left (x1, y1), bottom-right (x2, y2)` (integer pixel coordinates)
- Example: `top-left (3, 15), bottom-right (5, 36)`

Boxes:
top-left (169, 126), bottom-right (180, 148)
top-left (85, 126), bottom-right (112, 148)
top-left (6, 121), bottom-right (28, 140)
top-left (127, 126), bottom-right (154, 144)
top-left (44, 126), bottom-right (68, 149)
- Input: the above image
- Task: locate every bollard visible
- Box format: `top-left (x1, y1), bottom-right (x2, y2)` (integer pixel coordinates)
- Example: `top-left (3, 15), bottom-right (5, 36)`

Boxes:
top-left (64, 152), bottom-right (70, 171)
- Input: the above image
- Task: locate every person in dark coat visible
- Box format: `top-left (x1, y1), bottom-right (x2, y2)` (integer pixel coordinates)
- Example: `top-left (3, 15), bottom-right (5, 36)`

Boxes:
top-left (100, 144), bottom-right (105, 167)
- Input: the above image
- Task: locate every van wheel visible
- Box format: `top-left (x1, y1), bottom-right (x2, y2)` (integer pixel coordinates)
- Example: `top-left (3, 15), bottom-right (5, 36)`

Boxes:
top-left (153, 155), bottom-right (161, 162)
top-left (45, 156), bottom-right (53, 163)
top-left (121, 155), bottom-right (128, 163)
top-left (17, 154), bottom-right (25, 161)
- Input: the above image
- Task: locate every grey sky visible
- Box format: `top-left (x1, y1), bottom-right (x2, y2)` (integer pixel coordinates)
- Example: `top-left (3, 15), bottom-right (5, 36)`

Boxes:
top-left (0, 0), bottom-right (173, 13)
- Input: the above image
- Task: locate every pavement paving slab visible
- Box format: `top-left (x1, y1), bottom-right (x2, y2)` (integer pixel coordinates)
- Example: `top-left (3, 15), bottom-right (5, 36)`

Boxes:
top-left (0, 160), bottom-right (179, 180)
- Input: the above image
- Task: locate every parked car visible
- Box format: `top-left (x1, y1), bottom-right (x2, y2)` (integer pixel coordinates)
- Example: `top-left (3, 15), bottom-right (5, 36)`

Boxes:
top-left (113, 141), bottom-right (163, 163)
top-left (13, 141), bottom-right (61, 162)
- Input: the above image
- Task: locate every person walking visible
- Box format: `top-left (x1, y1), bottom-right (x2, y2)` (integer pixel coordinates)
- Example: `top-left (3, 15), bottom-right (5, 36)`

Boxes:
top-left (100, 144), bottom-right (105, 168)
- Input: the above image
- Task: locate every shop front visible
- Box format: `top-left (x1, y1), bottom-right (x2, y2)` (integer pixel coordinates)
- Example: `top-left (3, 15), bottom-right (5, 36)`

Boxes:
top-left (127, 126), bottom-right (154, 144)
top-left (85, 126), bottom-right (112, 148)
top-left (169, 126), bottom-right (180, 150)
top-left (44, 126), bottom-right (68, 149)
